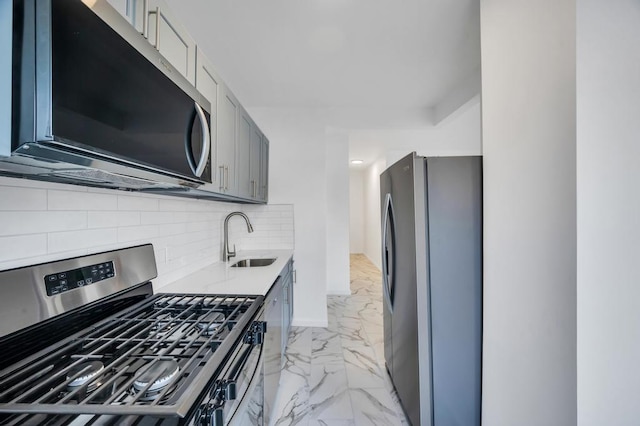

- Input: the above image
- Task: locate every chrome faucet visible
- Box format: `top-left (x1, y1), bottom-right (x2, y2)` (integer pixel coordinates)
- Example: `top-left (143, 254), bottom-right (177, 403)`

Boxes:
top-left (223, 212), bottom-right (254, 262)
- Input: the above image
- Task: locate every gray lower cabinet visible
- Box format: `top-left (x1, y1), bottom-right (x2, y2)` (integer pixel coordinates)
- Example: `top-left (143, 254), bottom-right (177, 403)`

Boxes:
top-left (263, 278), bottom-right (283, 426)
top-left (263, 258), bottom-right (295, 424)
top-left (281, 260), bottom-right (294, 355)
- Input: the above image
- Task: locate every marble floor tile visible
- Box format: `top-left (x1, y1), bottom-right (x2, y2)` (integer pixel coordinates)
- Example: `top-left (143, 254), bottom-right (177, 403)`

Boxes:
top-left (308, 420), bottom-right (356, 426)
top-left (272, 254), bottom-right (408, 425)
top-left (308, 363), bottom-right (353, 421)
top-left (271, 385), bottom-right (311, 426)
top-left (288, 327), bottom-right (313, 351)
top-left (343, 346), bottom-right (388, 389)
top-left (349, 387), bottom-right (404, 426)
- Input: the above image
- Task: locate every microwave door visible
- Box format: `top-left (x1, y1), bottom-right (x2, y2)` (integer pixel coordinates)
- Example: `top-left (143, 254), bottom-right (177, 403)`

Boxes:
top-left (20, 0), bottom-right (212, 185)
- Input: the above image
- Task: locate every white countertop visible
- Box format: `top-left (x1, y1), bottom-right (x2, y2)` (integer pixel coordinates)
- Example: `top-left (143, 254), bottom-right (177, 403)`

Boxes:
top-left (158, 250), bottom-right (293, 296)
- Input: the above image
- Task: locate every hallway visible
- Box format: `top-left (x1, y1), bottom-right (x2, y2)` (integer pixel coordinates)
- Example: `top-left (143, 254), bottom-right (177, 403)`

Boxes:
top-left (272, 254), bottom-right (408, 425)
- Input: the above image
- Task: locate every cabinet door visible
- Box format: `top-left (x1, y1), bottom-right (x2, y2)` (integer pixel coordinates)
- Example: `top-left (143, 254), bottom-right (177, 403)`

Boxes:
top-left (106, 0), bottom-right (130, 22)
top-left (107, 0), bottom-right (145, 32)
top-left (249, 126), bottom-right (262, 200)
top-left (146, 0), bottom-right (196, 84)
top-left (236, 110), bottom-right (252, 199)
top-left (194, 49), bottom-right (220, 192)
top-left (281, 272), bottom-right (292, 353)
top-left (263, 284), bottom-right (283, 426)
top-left (218, 84), bottom-right (238, 194)
top-left (259, 136), bottom-right (269, 202)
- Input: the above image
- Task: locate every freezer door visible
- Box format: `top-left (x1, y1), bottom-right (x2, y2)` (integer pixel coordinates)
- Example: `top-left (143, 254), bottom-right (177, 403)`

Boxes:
top-left (381, 153), bottom-right (425, 426)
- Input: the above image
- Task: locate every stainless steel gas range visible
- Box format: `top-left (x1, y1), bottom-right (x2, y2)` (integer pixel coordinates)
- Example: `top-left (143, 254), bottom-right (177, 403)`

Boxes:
top-left (0, 244), bottom-right (265, 425)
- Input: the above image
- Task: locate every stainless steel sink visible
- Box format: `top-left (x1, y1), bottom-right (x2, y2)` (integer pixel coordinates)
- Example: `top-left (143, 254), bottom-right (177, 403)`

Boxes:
top-left (230, 258), bottom-right (277, 268)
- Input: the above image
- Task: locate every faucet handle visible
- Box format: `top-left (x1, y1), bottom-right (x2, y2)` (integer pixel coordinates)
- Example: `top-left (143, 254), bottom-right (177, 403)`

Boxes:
top-left (230, 244), bottom-right (237, 258)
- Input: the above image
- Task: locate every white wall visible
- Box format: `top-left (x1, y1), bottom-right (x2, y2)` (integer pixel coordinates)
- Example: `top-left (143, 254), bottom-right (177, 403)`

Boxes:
top-left (481, 1), bottom-right (576, 425)
top-left (349, 170), bottom-right (364, 253)
top-left (325, 132), bottom-right (350, 295)
top-left (356, 100), bottom-right (482, 271)
top-left (577, 1), bottom-right (640, 424)
top-left (362, 158), bottom-right (386, 270)
top-left (0, 177), bottom-right (294, 290)
top-left (248, 108), bottom-right (329, 327)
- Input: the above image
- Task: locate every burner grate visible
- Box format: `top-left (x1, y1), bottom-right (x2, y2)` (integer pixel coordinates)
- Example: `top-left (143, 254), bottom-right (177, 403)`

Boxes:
top-left (0, 293), bottom-right (262, 418)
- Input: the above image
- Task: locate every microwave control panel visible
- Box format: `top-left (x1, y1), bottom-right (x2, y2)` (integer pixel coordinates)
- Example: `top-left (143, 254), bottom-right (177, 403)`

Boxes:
top-left (45, 261), bottom-right (115, 296)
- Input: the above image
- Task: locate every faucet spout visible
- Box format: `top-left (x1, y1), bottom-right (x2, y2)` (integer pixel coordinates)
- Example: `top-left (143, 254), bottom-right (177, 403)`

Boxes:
top-left (223, 212), bottom-right (254, 262)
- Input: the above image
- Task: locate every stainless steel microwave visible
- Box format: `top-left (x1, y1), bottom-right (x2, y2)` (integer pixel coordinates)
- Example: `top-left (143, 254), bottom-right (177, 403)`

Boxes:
top-left (0, 0), bottom-right (211, 190)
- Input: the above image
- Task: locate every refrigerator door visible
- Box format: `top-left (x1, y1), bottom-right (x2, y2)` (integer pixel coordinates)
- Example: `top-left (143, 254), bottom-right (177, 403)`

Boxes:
top-left (381, 192), bottom-right (396, 376)
top-left (381, 153), bottom-right (429, 426)
top-left (426, 157), bottom-right (482, 426)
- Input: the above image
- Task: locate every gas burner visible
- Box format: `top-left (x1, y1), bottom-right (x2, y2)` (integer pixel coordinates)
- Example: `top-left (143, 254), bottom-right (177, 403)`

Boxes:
top-left (155, 312), bottom-right (173, 328)
top-left (67, 361), bottom-right (104, 392)
top-left (196, 312), bottom-right (226, 335)
top-left (132, 360), bottom-right (180, 401)
top-left (151, 313), bottom-right (176, 337)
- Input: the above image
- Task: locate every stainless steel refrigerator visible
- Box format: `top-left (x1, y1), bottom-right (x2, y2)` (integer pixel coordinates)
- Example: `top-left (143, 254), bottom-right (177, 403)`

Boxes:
top-left (381, 153), bottom-right (482, 426)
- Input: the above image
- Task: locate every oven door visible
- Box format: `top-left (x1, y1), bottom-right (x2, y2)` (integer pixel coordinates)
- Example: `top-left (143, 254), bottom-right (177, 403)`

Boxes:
top-left (195, 320), bottom-right (265, 426)
top-left (225, 340), bottom-right (264, 425)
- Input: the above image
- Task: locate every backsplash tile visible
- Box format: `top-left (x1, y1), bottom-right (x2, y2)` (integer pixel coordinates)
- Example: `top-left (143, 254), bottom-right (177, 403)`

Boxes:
top-left (0, 177), bottom-right (294, 287)
top-left (48, 228), bottom-right (118, 253)
top-left (0, 234), bottom-right (47, 261)
top-left (0, 186), bottom-right (47, 211)
top-left (48, 189), bottom-right (117, 211)
top-left (0, 211), bottom-right (87, 236)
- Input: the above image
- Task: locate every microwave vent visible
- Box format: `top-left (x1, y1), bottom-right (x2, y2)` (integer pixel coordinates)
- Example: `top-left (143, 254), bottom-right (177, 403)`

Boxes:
top-left (49, 169), bottom-right (162, 189)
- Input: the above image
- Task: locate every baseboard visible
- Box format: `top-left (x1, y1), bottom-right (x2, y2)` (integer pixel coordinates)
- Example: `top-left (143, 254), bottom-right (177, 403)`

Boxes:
top-left (363, 253), bottom-right (382, 271)
top-left (292, 318), bottom-right (328, 328)
top-left (327, 289), bottom-right (352, 296)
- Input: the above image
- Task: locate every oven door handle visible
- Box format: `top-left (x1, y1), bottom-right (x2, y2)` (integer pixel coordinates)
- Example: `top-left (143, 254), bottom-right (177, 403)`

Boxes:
top-left (222, 341), bottom-right (261, 401)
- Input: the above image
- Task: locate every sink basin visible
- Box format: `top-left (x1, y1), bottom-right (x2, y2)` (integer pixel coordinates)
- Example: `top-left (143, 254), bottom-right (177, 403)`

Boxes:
top-left (230, 258), bottom-right (277, 268)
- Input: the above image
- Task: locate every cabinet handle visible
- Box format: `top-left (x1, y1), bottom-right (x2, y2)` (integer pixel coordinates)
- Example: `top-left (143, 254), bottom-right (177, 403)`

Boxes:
top-left (219, 166), bottom-right (225, 191)
top-left (142, 0), bottom-right (149, 38)
top-left (293, 270), bottom-right (296, 283)
top-left (153, 6), bottom-right (161, 50)
top-left (224, 166), bottom-right (229, 191)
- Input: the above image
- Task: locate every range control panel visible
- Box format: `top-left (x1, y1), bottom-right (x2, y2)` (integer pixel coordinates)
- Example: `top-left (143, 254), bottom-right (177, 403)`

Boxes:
top-left (45, 261), bottom-right (115, 296)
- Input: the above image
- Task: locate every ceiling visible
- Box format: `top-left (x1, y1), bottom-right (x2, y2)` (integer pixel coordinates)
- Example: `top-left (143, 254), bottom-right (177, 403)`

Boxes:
top-left (166, 0), bottom-right (481, 111)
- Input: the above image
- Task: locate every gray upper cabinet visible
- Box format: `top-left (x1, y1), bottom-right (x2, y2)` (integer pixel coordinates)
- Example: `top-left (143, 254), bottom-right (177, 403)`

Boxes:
top-left (108, 0), bottom-right (196, 84)
top-left (236, 109), bottom-right (253, 199)
top-left (146, 0), bottom-right (196, 84)
top-left (106, 0), bottom-right (268, 203)
top-left (107, 0), bottom-right (144, 32)
top-left (249, 126), bottom-right (262, 201)
top-left (194, 48), bottom-right (220, 193)
top-left (218, 84), bottom-right (239, 195)
top-left (259, 136), bottom-right (269, 202)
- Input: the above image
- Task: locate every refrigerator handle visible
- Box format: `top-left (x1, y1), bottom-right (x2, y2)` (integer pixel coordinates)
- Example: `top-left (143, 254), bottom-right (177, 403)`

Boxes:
top-left (382, 193), bottom-right (394, 312)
